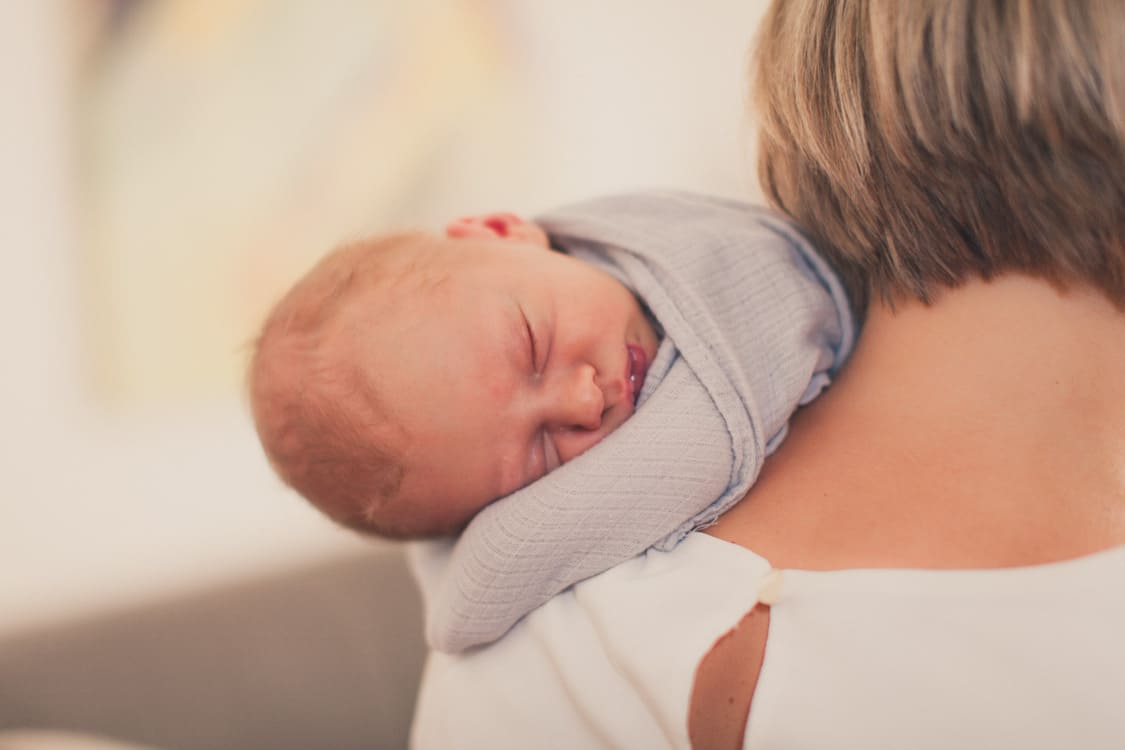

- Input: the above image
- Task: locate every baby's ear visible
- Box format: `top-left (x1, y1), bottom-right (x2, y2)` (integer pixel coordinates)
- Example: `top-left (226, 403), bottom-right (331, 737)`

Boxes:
top-left (445, 213), bottom-right (549, 248)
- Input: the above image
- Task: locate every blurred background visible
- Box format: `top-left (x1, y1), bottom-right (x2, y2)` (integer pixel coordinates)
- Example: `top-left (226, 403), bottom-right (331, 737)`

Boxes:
top-left (2, 0), bottom-right (768, 746)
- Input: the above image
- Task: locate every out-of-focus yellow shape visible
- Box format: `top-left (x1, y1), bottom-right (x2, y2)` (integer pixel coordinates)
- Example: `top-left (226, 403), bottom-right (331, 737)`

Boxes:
top-left (82, 0), bottom-right (511, 407)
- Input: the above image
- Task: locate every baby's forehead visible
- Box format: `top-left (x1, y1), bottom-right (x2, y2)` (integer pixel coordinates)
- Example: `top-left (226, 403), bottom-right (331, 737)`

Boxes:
top-left (376, 235), bottom-right (461, 294)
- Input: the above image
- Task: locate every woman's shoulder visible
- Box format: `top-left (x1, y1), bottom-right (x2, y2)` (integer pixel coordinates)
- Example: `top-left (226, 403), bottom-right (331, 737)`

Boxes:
top-left (707, 394), bottom-right (1125, 572)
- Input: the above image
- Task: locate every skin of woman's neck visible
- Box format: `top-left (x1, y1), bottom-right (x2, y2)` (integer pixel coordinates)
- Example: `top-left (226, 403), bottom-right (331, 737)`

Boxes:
top-left (709, 273), bottom-right (1125, 569)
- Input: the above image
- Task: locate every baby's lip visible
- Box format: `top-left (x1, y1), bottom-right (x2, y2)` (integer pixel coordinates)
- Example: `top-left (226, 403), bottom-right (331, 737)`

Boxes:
top-left (626, 344), bottom-right (649, 406)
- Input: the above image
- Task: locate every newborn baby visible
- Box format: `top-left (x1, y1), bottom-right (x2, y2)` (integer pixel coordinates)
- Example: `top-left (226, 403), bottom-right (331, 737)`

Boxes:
top-left (250, 211), bottom-right (661, 538)
top-left (250, 191), bottom-right (855, 651)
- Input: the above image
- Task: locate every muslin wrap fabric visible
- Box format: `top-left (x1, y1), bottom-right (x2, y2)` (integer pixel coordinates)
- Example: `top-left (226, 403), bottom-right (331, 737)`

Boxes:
top-left (413, 191), bottom-right (856, 652)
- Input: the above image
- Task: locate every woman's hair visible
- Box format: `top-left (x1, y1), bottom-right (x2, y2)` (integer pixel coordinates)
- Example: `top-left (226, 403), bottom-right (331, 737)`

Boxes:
top-left (753, 0), bottom-right (1125, 312)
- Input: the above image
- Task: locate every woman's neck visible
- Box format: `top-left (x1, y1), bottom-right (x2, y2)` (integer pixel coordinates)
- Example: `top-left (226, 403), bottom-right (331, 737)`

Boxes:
top-left (825, 275), bottom-right (1125, 544)
top-left (834, 275), bottom-right (1125, 453)
top-left (711, 274), bottom-right (1125, 569)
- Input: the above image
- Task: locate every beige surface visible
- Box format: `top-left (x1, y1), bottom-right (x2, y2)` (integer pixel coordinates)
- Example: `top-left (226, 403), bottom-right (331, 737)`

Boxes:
top-left (0, 547), bottom-right (425, 750)
top-left (81, 0), bottom-right (511, 406)
top-left (2, 0), bottom-right (769, 648)
top-left (0, 731), bottom-right (155, 750)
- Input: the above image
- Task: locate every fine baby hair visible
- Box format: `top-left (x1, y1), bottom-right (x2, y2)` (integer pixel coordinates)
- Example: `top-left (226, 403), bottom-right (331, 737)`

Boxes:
top-left (249, 233), bottom-right (424, 538)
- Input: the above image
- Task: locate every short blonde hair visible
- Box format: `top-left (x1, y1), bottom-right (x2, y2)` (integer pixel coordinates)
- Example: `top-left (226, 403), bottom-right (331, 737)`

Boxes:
top-left (754, 0), bottom-right (1125, 312)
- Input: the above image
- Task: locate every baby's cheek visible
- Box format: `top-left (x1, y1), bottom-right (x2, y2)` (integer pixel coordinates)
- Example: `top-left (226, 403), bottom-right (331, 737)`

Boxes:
top-left (494, 443), bottom-right (532, 497)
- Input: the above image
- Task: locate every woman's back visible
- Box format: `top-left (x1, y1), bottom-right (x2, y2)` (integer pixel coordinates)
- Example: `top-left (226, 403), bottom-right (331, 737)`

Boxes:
top-left (415, 276), bottom-right (1125, 750)
top-left (413, 490), bottom-right (1125, 749)
top-left (708, 275), bottom-right (1125, 571)
top-left (691, 275), bottom-right (1125, 747)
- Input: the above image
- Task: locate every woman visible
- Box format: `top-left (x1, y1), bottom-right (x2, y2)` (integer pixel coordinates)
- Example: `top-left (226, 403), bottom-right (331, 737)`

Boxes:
top-left (413, 1), bottom-right (1125, 747)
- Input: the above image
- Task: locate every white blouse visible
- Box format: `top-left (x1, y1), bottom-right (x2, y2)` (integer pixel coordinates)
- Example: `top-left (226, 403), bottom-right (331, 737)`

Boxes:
top-left (409, 533), bottom-right (1125, 749)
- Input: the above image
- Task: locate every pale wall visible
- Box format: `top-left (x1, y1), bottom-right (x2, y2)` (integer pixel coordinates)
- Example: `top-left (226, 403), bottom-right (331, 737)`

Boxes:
top-left (0, 0), bottom-right (768, 637)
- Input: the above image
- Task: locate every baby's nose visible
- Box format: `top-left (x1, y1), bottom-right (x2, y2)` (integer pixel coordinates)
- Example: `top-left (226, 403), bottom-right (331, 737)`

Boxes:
top-left (546, 364), bottom-right (604, 432)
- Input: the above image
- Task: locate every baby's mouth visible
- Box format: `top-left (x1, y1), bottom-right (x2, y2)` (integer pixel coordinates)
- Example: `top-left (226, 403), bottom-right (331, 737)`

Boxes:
top-left (627, 344), bottom-right (649, 406)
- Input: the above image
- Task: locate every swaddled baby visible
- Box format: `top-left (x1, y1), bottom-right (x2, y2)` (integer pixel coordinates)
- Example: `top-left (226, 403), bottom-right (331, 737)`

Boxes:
top-left (250, 209), bottom-right (661, 538)
top-left (250, 191), bottom-right (855, 651)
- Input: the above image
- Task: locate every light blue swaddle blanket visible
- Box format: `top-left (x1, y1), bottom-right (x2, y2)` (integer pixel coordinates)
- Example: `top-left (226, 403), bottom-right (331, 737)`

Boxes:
top-left (412, 191), bottom-right (856, 652)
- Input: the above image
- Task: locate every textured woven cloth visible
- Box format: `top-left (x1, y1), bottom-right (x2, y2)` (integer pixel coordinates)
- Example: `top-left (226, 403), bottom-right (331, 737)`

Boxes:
top-left (414, 191), bottom-right (856, 652)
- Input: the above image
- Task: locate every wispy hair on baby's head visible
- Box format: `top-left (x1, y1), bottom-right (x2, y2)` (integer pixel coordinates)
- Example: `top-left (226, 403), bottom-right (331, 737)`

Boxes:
top-left (248, 232), bottom-right (450, 539)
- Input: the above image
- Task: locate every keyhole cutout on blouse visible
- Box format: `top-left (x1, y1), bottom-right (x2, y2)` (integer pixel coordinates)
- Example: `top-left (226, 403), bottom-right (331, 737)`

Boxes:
top-left (688, 603), bottom-right (771, 750)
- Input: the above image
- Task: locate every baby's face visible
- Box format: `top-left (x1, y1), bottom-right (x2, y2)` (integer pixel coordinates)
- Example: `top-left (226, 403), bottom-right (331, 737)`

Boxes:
top-left (351, 214), bottom-right (660, 532)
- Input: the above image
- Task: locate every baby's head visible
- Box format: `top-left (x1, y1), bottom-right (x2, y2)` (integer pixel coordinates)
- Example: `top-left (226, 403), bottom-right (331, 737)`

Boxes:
top-left (249, 213), bottom-right (660, 539)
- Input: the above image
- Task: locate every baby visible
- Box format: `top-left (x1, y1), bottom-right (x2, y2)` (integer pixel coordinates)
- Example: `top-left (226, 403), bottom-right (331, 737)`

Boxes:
top-left (250, 190), bottom-right (855, 651)
top-left (249, 211), bottom-right (661, 539)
